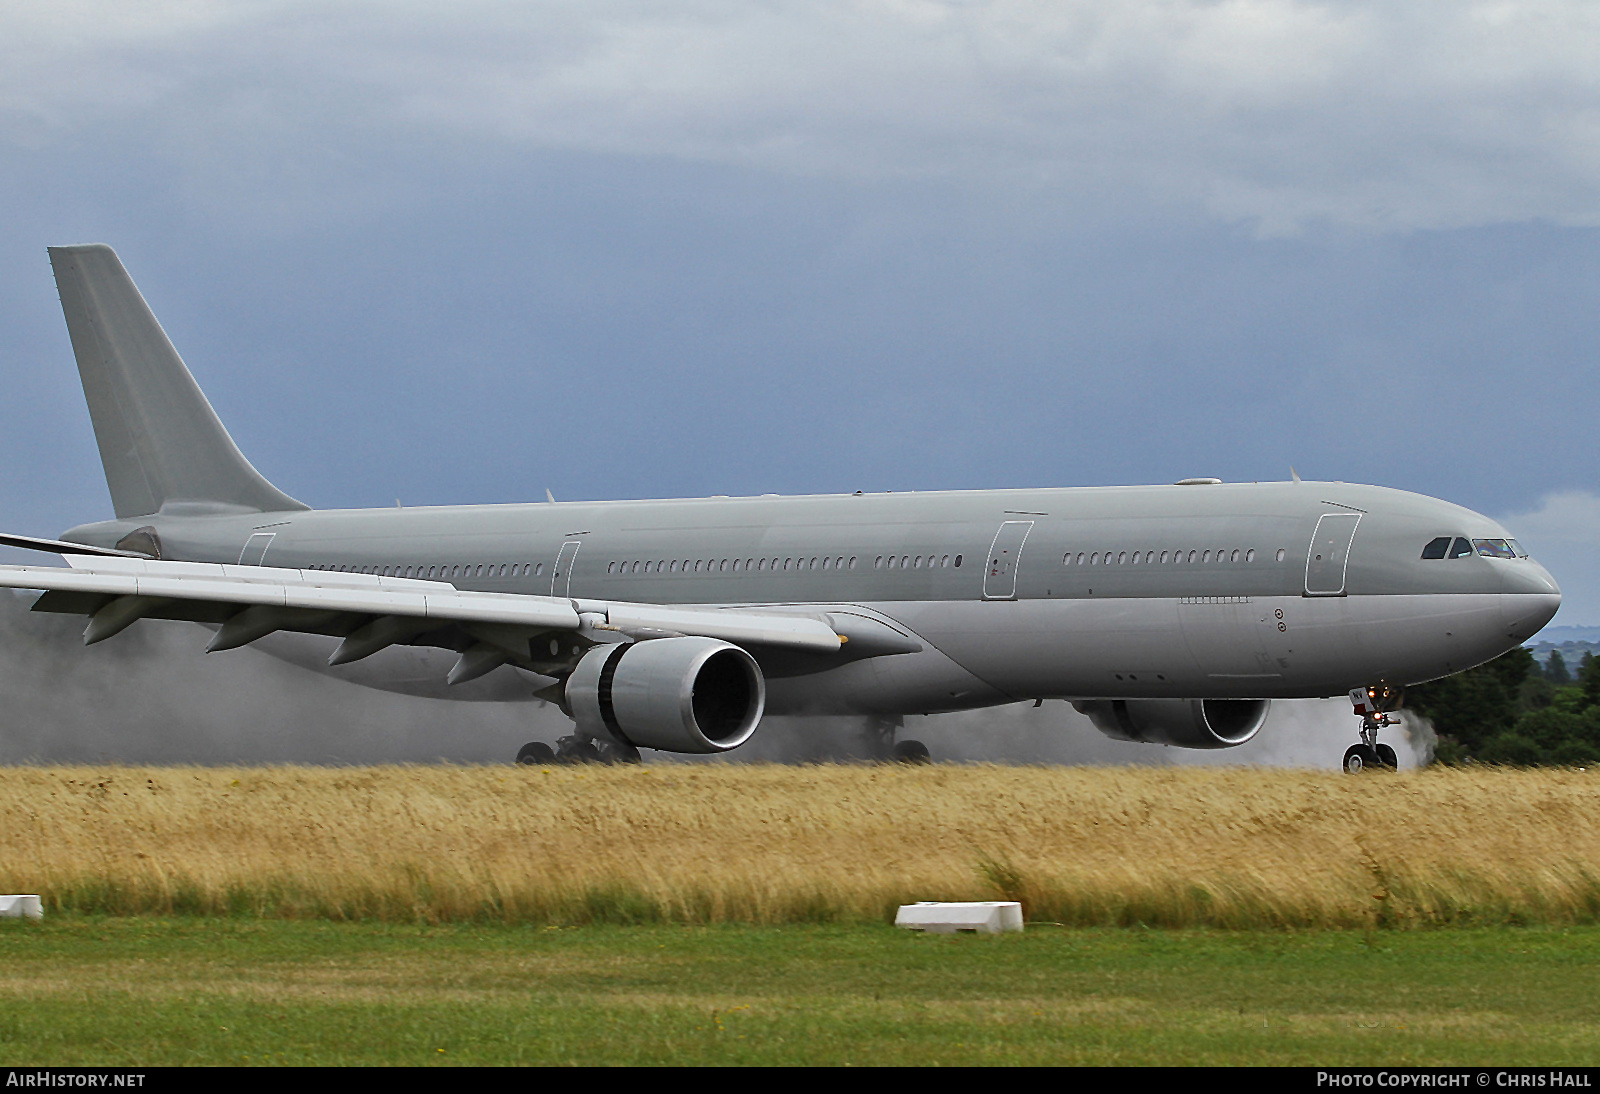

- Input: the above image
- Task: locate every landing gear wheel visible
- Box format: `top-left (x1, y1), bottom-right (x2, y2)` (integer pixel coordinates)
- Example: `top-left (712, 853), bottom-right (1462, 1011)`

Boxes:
top-left (1343, 744), bottom-right (1381, 774)
top-left (516, 741), bottom-right (555, 765)
top-left (1348, 684), bottom-right (1404, 773)
top-left (860, 716), bottom-right (903, 762)
top-left (893, 740), bottom-right (932, 764)
top-left (556, 738), bottom-right (602, 764)
top-left (597, 742), bottom-right (642, 765)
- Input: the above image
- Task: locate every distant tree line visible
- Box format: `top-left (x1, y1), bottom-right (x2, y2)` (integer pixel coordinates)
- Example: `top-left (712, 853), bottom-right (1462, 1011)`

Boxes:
top-left (1405, 647), bottom-right (1600, 765)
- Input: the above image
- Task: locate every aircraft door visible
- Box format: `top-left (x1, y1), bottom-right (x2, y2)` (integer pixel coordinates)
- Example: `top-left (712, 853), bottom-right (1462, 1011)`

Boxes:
top-left (550, 541), bottom-right (581, 597)
top-left (1304, 514), bottom-right (1361, 596)
top-left (238, 532), bottom-right (275, 566)
top-left (983, 521), bottom-right (1033, 600)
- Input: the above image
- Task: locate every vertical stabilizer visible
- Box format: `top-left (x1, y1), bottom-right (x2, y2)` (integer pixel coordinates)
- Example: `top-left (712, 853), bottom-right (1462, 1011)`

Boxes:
top-left (48, 244), bottom-right (307, 519)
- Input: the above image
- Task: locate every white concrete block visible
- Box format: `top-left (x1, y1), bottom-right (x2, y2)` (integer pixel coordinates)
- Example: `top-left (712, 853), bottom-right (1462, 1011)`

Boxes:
top-left (0, 895), bottom-right (42, 919)
top-left (894, 901), bottom-right (1023, 934)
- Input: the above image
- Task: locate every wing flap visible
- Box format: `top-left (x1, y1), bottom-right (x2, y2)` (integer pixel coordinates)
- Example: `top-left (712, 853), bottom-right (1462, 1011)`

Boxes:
top-left (30, 589), bottom-right (115, 616)
top-left (591, 602), bottom-right (843, 651)
top-left (0, 559), bottom-right (843, 653)
top-left (0, 562), bottom-right (583, 630)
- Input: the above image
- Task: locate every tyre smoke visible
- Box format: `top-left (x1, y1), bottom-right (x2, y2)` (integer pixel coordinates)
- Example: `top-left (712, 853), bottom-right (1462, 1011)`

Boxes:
top-left (0, 590), bottom-right (1429, 770)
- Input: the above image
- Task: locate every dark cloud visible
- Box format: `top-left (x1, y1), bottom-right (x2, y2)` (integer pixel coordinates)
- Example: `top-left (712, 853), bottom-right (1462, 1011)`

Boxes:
top-left (0, 1), bottom-right (1594, 636)
top-left (7, 4), bottom-right (1600, 230)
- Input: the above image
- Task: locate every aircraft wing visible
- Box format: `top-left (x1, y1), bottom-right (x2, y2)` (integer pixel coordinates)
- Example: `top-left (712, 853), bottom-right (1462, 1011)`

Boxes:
top-left (0, 555), bottom-right (843, 682)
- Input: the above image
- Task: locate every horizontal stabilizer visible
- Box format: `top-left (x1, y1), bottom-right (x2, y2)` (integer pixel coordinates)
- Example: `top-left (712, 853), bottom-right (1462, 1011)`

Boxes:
top-left (0, 532), bottom-right (149, 558)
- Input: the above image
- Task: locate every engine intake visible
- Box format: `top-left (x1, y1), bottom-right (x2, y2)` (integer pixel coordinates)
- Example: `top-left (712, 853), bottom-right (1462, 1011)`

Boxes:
top-left (1074, 698), bottom-right (1270, 749)
top-left (567, 636), bottom-right (765, 754)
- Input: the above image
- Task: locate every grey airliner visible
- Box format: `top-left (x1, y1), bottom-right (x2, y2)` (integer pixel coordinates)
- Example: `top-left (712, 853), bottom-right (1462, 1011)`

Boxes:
top-left (0, 245), bottom-right (1561, 770)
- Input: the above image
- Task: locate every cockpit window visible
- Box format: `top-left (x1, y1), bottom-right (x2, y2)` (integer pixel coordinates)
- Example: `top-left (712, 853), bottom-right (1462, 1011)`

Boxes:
top-left (1473, 538), bottom-right (1517, 559)
top-left (1424, 536), bottom-right (1516, 560)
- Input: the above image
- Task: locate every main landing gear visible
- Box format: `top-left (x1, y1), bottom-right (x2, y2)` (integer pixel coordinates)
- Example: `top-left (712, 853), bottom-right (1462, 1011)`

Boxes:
top-left (515, 736), bottom-right (641, 765)
top-left (516, 741), bottom-right (555, 765)
top-left (1343, 684), bottom-right (1401, 774)
top-left (862, 716), bottom-right (933, 764)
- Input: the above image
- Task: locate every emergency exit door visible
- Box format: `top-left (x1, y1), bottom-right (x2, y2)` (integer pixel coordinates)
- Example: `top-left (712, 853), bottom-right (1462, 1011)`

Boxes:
top-left (1304, 513), bottom-right (1361, 596)
top-left (983, 521), bottom-right (1033, 600)
top-left (238, 532), bottom-right (275, 566)
top-left (550, 541), bottom-right (581, 598)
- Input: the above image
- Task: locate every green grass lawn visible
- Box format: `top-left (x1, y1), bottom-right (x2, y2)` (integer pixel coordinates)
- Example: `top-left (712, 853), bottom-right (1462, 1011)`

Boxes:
top-left (0, 917), bottom-right (1597, 1065)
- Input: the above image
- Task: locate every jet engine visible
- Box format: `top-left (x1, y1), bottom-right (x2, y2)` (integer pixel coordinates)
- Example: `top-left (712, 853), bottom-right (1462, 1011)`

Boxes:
top-left (1073, 698), bottom-right (1270, 749)
top-left (566, 636), bottom-right (765, 754)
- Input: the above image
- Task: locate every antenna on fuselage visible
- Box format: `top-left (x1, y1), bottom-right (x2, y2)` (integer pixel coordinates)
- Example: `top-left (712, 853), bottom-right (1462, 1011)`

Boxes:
top-left (1290, 467), bottom-right (1302, 483)
top-left (545, 488), bottom-right (556, 503)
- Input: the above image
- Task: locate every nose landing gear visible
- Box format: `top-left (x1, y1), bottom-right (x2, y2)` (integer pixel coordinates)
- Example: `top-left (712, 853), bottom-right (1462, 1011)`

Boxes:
top-left (1344, 684), bottom-right (1402, 773)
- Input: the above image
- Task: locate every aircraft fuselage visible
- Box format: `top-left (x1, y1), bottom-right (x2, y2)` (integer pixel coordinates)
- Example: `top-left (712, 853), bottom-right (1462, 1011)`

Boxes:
top-left (62, 479), bottom-right (1561, 717)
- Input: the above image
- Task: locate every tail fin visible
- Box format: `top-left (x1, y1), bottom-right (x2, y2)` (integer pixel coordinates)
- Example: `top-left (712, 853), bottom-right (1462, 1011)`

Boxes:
top-left (48, 244), bottom-right (307, 519)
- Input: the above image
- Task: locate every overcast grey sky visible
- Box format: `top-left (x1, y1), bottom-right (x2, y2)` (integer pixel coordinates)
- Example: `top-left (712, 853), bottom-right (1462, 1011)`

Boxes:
top-left (2, 1), bottom-right (1597, 623)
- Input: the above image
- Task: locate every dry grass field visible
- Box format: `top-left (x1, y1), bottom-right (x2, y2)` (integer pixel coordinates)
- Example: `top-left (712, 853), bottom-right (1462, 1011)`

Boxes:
top-left (2, 763), bottom-right (1598, 928)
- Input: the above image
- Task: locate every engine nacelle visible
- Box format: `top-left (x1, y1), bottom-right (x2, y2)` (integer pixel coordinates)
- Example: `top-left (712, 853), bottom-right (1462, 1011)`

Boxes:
top-left (567, 636), bottom-right (765, 754)
top-left (1073, 698), bottom-right (1270, 749)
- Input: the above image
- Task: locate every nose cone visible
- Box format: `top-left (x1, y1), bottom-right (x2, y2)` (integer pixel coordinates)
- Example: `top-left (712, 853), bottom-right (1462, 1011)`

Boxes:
top-left (1501, 560), bottom-right (1561, 643)
top-left (1505, 558), bottom-right (1561, 597)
